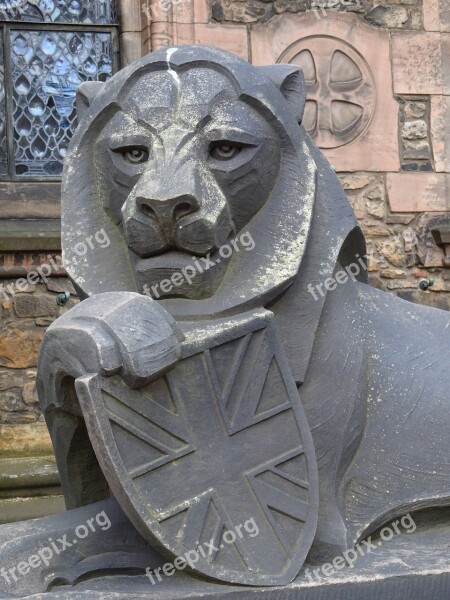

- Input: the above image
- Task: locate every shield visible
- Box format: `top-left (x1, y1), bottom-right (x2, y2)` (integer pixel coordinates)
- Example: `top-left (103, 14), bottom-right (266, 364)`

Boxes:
top-left (75, 309), bottom-right (318, 586)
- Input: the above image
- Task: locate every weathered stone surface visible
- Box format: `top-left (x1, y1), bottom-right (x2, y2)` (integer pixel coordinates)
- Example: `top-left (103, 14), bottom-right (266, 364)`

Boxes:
top-left (362, 223), bottom-right (392, 236)
top-left (212, 0), bottom-right (269, 22)
top-left (363, 183), bottom-right (385, 219)
top-left (423, 0), bottom-right (450, 32)
top-left (387, 173), bottom-right (450, 212)
top-left (401, 120), bottom-right (428, 139)
top-left (380, 269), bottom-right (407, 279)
top-left (311, 0), bottom-right (362, 8)
top-left (409, 5), bottom-right (423, 28)
top-left (22, 380), bottom-right (38, 406)
top-left (404, 101), bottom-right (426, 119)
top-left (403, 140), bottom-right (431, 160)
top-left (13, 294), bottom-right (59, 318)
top-left (0, 389), bottom-right (22, 413)
top-left (338, 173), bottom-right (375, 190)
top-left (45, 279), bottom-right (76, 295)
top-left (0, 422), bottom-right (52, 457)
top-left (274, 0), bottom-right (307, 13)
top-left (0, 456), bottom-right (59, 490)
top-left (365, 200), bottom-right (384, 219)
top-left (364, 183), bottom-right (384, 201)
top-left (365, 5), bottom-right (408, 28)
top-left (378, 240), bottom-right (406, 267)
top-left (0, 322), bottom-right (44, 368)
top-left (430, 94), bottom-right (450, 172)
top-left (392, 31), bottom-right (450, 94)
top-left (35, 316), bottom-right (56, 327)
top-left (180, 23), bottom-right (249, 58)
top-left (385, 213), bottom-right (415, 225)
top-left (0, 370), bottom-right (22, 391)
top-left (386, 278), bottom-right (417, 289)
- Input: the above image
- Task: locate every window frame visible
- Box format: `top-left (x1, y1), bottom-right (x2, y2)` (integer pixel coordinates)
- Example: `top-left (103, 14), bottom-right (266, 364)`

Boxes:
top-left (0, 20), bottom-right (119, 182)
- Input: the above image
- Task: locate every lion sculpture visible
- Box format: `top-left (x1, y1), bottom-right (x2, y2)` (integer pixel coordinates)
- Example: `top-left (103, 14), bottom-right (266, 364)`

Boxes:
top-left (0, 45), bottom-right (449, 598)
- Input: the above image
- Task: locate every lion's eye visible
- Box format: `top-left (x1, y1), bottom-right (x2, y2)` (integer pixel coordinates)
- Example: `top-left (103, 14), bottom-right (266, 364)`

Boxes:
top-left (210, 143), bottom-right (241, 161)
top-left (122, 147), bottom-right (149, 164)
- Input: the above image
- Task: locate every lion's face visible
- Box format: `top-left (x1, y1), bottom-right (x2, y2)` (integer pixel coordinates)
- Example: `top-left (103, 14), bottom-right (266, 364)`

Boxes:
top-left (94, 67), bottom-right (281, 299)
top-left (64, 46), bottom-right (320, 313)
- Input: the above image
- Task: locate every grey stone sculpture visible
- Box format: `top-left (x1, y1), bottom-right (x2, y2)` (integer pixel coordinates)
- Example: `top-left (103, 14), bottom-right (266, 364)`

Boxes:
top-left (1, 45), bottom-right (450, 599)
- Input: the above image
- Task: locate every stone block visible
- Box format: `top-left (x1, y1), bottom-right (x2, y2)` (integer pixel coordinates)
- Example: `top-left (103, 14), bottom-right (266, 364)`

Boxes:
top-left (380, 269), bottom-right (407, 279)
top-left (13, 295), bottom-right (59, 318)
top-left (251, 13), bottom-right (399, 171)
top-left (387, 173), bottom-right (450, 212)
top-left (35, 317), bottom-right (56, 327)
top-left (365, 5), bottom-right (408, 28)
top-left (338, 173), bottom-right (375, 190)
top-left (22, 381), bottom-right (38, 406)
top-left (0, 389), bottom-right (22, 414)
top-left (0, 370), bottom-right (23, 391)
top-left (120, 0), bottom-right (142, 31)
top-left (430, 95), bottom-right (450, 172)
top-left (274, 0), bottom-right (307, 14)
top-left (403, 140), bottom-right (431, 160)
top-left (119, 32), bottom-right (142, 67)
top-left (196, 23), bottom-right (248, 58)
top-left (0, 495), bottom-right (65, 525)
top-left (386, 279), bottom-right (416, 289)
top-left (404, 102), bottom-right (426, 119)
top-left (0, 422), bottom-right (53, 457)
top-left (401, 120), bottom-right (428, 139)
top-left (194, 0), bottom-right (210, 22)
top-left (45, 278), bottom-right (76, 295)
top-left (392, 31), bottom-right (450, 94)
top-left (0, 456), bottom-right (59, 490)
top-left (211, 0), bottom-right (268, 22)
top-left (171, 23), bottom-right (248, 59)
top-left (423, 0), bottom-right (450, 32)
top-left (0, 322), bottom-right (44, 369)
top-left (365, 200), bottom-right (384, 219)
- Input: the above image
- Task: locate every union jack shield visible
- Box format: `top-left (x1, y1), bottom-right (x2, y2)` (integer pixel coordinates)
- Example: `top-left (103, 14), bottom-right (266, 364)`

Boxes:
top-left (75, 309), bottom-right (318, 586)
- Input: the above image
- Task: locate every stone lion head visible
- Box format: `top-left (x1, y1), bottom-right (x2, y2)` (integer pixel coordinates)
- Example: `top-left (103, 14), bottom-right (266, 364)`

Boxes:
top-left (62, 45), bottom-right (361, 319)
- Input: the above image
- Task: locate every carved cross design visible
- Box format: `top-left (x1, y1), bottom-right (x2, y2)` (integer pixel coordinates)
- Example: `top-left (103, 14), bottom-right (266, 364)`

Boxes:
top-left (284, 37), bottom-right (375, 149)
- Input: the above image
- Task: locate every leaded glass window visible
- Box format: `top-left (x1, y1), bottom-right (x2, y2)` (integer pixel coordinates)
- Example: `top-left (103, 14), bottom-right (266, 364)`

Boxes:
top-left (0, 32), bottom-right (7, 175)
top-left (0, 1), bottom-right (118, 180)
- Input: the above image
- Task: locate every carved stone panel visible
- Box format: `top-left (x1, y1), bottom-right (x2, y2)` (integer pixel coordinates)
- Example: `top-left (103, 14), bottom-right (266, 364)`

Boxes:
top-left (250, 12), bottom-right (400, 172)
top-left (280, 37), bottom-right (375, 149)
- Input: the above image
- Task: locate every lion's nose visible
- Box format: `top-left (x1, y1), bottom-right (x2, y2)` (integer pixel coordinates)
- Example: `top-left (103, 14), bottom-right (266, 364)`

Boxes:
top-left (136, 194), bottom-right (199, 225)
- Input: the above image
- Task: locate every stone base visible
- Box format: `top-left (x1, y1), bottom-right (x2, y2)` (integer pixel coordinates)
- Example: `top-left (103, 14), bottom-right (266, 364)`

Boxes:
top-left (7, 565), bottom-right (450, 600)
top-left (0, 499), bottom-right (449, 599)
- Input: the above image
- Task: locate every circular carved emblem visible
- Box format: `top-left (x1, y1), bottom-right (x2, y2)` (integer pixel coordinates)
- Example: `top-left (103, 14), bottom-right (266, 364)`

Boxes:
top-left (279, 36), bottom-right (376, 149)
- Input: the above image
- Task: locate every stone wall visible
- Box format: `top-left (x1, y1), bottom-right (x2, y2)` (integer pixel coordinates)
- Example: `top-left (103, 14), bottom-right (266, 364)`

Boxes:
top-left (0, 258), bottom-right (77, 522)
top-left (210, 0), bottom-right (422, 28)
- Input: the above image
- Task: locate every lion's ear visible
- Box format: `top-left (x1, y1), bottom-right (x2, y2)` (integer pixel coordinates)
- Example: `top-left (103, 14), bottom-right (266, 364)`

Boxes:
top-left (257, 65), bottom-right (306, 123)
top-left (76, 81), bottom-right (105, 120)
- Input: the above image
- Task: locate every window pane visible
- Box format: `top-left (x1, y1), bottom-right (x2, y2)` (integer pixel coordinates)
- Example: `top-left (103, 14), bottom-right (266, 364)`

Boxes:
top-left (0, 33), bottom-right (7, 175)
top-left (0, 0), bottom-right (117, 24)
top-left (10, 30), bottom-right (113, 178)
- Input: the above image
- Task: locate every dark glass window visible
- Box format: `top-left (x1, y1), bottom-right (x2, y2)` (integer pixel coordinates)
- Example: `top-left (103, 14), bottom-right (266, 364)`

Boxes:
top-left (0, 1), bottom-right (118, 180)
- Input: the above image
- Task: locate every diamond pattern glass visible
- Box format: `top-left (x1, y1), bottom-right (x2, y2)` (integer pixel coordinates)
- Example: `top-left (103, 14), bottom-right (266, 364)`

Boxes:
top-left (10, 30), bottom-right (113, 177)
top-left (0, 0), bottom-right (117, 24)
top-left (0, 33), bottom-right (7, 175)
